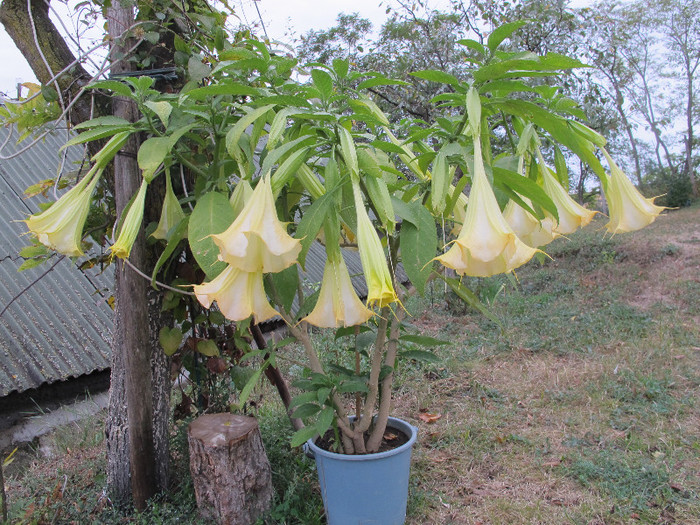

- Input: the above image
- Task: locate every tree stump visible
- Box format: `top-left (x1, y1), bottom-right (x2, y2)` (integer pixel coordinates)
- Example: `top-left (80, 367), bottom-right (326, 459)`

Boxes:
top-left (188, 414), bottom-right (273, 525)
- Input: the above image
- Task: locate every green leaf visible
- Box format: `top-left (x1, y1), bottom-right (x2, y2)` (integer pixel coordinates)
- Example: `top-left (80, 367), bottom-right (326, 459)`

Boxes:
top-left (137, 137), bottom-right (172, 179)
top-left (268, 108), bottom-right (294, 148)
top-left (237, 364), bottom-right (266, 408)
top-left (144, 101), bottom-right (172, 127)
top-left (188, 56), bottom-right (211, 82)
top-left (491, 167), bottom-right (557, 220)
top-left (290, 425), bottom-right (318, 448)
top-left (289, 391), bottom-right (319, 409)
top-left (370, 140), bottom-right (407, 155)
top-left (292, 403), bottom-right (322, 419)
top-left (151, 216), bottom-right (189, 288)
top-left (185, 83), bottom-right (259, 100)
top-left (316, 407), bottom-right (335, 437)
top-left (410, 70), bottom-right (460, 87)
top-left (89, 80), bottom-right (133, 97)
top-left (73, 116), bottom-right (131, 130)
top-left (311, 69), bottom-right (333, 99)
top-left (188, 192), bottom-right (235, 279)
top-left (197, 339), bottom-right (220, 357)
top-left (337, 379), bottom-right (369, 394)
top-left (63, 126), bottom-right (132, 148)
top-left (487, 21), bottom-right (528, 51)
top-left (334, 325), bottom-right (372, 339)
top-left (399, 202), bottom-right (437, 295)
top-left (356, 76), bottom-right (409, 90)
top-left (480, 80), bottom-right (537, 96)
top-left (159, 327), bottom-right (183, 356)
top-left (269, 147), bottom-right (311, 192)
top-left (457, 39), bottom-right (486, 55)
top-left (295, 190), bottom-right (337, 268)
top-left (400, 349), bottom-right (441, 363)
top-left (17, 258), bottom-right (45, 272)
top-left (438, 275), bottom-right (502, 327)
top-left (267, 265), bottom-right (299, 313)
top-left (400, 334), bottom-right (450, 346)
top-left (316, 387), bottom-right (332, 404)
top-left (226, 105), bottom-right (275, 161)
top-left (333, 58), bottom-right (349, 78)
top-left (255, 95), bottom-right (311, 108)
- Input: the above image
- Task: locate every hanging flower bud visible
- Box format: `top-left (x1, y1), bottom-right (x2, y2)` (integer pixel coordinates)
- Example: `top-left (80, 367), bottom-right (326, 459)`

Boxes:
top-left (24, 167), bottom-right (102, 257)
top-left (152, 171), bottom-right (185, 240)
top-left (602, 149), bottom-right (664, 233)
top-left (540, 166), bottom-right (597, 235)
top-left (229, 179), bottom-right (253, 218)
top-left (436, 140), bottom-right (538, 277)
top-left (503, 198), bottom-right (559, 248)
top-left (110, 179), bottom-right (148, 259)
top-left (211, 175), bottom-right (301, 273)
top-left (193, 265), bottom-right (279, 323)
top-left (304, 253), bottom-right (374, 328)
top-left (352, 182), bottom-right (398, 307)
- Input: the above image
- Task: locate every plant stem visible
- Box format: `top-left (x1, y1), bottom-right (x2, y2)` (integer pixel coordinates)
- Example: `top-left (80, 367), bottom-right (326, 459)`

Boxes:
top-left (355, 312), bottom-right (389, 435)
top-left (367, 307), bottom-right (405, 451)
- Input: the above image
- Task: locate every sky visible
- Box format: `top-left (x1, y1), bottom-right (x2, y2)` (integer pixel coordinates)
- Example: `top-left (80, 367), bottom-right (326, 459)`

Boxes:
top-left (0, 0), bottom-right (452, 97)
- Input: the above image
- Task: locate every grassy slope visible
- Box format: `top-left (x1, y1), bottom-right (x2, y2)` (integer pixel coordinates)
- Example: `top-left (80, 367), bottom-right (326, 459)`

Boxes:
top-left (3, 205), bottom-right (699, 524)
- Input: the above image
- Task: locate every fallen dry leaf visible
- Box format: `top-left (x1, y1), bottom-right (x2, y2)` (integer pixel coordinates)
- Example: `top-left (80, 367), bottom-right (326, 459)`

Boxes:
top-left (417, 412), bottom-right (442, 424)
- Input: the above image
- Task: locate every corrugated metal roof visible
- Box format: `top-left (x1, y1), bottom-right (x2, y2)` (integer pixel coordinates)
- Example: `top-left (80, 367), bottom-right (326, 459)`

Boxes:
top-left (0, 123), bottom-right (113, 397)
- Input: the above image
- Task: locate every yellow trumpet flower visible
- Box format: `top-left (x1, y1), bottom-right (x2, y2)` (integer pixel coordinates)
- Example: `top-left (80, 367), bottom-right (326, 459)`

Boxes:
top-left (304, 253), bottom-right (374, 328)
top-left (436, 140), bottom-right (538, 277)
top-left (110, 179), bottom-right (148, 259)
top-left (152, 171), bottom-right (185, 241)
top-left (211, 175), bottom-right (301, 273)
top-left (193, 265), bottom-right (279, 323)
top-left (24, 167), bottom-right (102, 257)
top-left (503, 197), bottom-right (559, 248)
top-left (540, 166), bottom-right (597, 235)
top-left (602, 149), bottom-right (664, 233)
top-left (352, 183), bottom-right (398, 307)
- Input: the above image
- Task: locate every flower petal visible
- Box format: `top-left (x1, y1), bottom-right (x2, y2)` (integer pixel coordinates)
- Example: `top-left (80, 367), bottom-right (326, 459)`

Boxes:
top-left (602, 150), bottom-right (664, 234)
top-left (193, 265), bottom-right (279, 323)
top-left (211, 176), bottom-right (300, 273)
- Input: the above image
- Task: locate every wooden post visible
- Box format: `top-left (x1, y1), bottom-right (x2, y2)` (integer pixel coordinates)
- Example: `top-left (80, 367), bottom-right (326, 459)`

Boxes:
top-left (107, 1), bottom-right (157, 510)
top-left (188, 414), bottom-right (274, 525)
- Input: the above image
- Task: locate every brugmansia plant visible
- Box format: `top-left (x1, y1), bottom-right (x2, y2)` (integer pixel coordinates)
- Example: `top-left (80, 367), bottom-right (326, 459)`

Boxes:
top-left (20, 22), bottom-right (664, 455)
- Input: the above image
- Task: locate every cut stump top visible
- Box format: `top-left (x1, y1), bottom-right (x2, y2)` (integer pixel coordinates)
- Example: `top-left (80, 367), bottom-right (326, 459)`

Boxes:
top-left (188, 413), bottom-right (259, 447)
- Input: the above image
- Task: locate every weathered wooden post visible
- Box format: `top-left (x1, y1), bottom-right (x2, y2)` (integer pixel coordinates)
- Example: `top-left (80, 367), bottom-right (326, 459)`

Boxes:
top-left (188, 414), bottom-right (274, 525)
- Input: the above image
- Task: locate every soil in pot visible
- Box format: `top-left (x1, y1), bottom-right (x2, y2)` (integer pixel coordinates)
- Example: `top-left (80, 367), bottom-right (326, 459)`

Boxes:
top-left (314, 425), bottom-right (410, 454)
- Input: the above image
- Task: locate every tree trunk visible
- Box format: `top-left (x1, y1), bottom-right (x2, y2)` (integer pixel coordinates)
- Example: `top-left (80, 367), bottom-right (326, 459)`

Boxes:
top-left (107, 2), bottom-right (157, 511)
top-left (188, 414), bottom-right (273, 525)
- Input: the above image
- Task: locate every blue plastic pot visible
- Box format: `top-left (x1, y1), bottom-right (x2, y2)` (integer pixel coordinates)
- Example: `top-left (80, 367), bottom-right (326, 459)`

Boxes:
top-left (306, 417), bottom-right (418, 525)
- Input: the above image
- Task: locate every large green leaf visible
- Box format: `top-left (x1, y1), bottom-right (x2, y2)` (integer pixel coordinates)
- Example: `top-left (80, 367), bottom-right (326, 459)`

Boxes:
top-left (185, 83), bottom-right (259, 100)
top-left (491, 167), bottom-right (558, 220)
top-left (410, 70), bottom-right (461, 87)
top-left (267, 265), bottom-right (299, 314)
top-left (226, 104), bottom-right (275, 161)
top-left (487, 21), bottom-right (528, 51)
top-left (311, 69), bottom-right (333, 100)
top-left (137, 136), bottom-right (173, 180)
top-left (188, 192), bottom-right (235, 279)
top-left (399, 201), bottom-right (437, 295)
top-left (295, 189), bottom-right (337, 268)
top-left (151, 216), bottom-right (189, 288)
